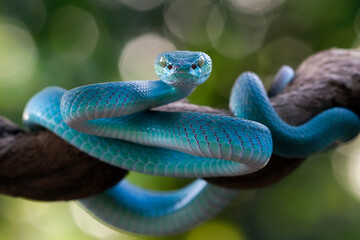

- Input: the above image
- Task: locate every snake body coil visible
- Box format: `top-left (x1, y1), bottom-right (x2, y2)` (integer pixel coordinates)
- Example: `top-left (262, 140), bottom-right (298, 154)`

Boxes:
top-left (23, 51), bottom-right (360, 235)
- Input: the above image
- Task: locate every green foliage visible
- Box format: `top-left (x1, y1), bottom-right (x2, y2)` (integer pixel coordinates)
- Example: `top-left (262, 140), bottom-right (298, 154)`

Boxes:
top-left (0, 0), bottom-right (359, 239)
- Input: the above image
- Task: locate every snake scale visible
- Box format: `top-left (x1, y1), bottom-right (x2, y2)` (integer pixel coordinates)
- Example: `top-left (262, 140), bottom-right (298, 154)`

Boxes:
top-left (23, 51), bottom-right (360, 235)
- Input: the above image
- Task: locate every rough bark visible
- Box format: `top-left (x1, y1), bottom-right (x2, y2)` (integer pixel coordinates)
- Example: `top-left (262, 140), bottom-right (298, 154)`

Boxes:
top-left (0, 48), bottom-right (359, 200)
top-left (0, 117), bottom-right (127, 201)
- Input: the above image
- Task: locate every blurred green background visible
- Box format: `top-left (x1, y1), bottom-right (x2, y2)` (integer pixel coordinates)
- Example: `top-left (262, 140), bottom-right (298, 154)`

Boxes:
top-left (1, 0), bottom-right (360, 239)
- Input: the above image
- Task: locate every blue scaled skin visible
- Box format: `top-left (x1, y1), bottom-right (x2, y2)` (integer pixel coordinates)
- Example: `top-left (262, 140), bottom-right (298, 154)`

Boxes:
top-left (22, 52), bottom-right (360, 236)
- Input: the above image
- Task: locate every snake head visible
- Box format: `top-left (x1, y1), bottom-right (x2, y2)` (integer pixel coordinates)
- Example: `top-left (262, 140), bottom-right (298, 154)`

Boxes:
top-left (154, 51), bottom-right (212, 88)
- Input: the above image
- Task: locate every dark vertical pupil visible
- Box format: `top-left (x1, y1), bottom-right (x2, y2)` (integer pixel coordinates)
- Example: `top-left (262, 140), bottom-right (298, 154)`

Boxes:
top-left (192, 65), bottom-right (197, 70)
top-left (167, 65), bottom-right (172, 70)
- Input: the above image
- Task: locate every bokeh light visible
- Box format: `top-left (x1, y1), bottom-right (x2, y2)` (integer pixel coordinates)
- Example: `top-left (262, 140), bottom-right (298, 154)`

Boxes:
top-left (186, 220), bottom-right (245, 240)
top-left (210, 12), bottom-right (268, 59)
top-left (0, 196), bottom-right (82, 239)
top-left (0, 20), bottom-right (37, 86)
top-left (332, 137), bottom-right (360, 200)
top-left (1, 0), bottom-right (360, 239)
top-left (225, 0), bottom-right (285, 14)
top-left (118, 33), bottom-right (176, 80)
top-left (49, 6), bottom-right (99, 62)
top-left (258, 37), bottom-right (312, 81)
top-left (164, 0), bottom-right (214, 45)
top-left (0, 196), bottom-right (49, 223)
top-left (70, 203), bottom-right (137, 240)
top-left (207, 6), bottom-right (227, 47)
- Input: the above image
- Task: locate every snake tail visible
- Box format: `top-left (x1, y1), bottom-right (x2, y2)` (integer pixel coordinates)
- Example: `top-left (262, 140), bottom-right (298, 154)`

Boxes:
top-left (230, 72), bottom-right (360, 157)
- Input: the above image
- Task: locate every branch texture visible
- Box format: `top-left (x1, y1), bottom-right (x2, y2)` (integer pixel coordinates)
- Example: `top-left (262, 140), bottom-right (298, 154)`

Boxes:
top-left (1, 48), bottom-right (360, 200)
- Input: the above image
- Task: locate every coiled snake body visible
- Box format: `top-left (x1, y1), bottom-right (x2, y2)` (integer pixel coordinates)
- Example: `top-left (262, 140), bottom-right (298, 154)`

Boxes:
top-left (23, 51), bottom-right (360, 235)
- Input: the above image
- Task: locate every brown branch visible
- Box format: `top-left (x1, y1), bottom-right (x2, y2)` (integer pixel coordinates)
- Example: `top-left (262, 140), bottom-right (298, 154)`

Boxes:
top-left (1, 48), bottom-right (359, 200)
top-left (0, 117), bottom-right (127, 201)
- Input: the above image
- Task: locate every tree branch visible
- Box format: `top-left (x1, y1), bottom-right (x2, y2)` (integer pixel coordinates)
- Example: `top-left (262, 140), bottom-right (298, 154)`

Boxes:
top-left (1, 48), bottom-right (359, 200)
top-left (0, 117), bottom-right (127, 201)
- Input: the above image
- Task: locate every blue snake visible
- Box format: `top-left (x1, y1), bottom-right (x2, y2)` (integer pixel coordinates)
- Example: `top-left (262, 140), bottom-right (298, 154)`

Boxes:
top-left (23, 51), bottom-right (360, 236)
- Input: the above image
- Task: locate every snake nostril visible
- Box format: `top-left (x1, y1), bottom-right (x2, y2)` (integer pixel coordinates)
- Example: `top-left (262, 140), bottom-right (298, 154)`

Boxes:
top-left (191, 65), bottom-right (197, 70)
top-left (167, 65), bottom-right (173, 70)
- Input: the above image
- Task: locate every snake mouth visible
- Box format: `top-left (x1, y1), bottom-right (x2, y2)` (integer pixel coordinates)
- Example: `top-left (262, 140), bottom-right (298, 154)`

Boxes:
top-left (171, 71), bottom-right (197, 80)
top-left (172, 70), bottom-right (190, 75)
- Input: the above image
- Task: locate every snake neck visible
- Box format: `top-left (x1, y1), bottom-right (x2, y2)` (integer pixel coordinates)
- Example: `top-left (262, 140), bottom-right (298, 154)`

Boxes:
top-left (172, 84), bottom-right (196, 98)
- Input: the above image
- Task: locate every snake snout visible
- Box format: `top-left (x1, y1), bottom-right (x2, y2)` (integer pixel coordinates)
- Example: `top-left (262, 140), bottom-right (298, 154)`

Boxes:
top-left (172, 63), bottom-right (193, 73)
top-left (172, 63), bottom-right (180, 71)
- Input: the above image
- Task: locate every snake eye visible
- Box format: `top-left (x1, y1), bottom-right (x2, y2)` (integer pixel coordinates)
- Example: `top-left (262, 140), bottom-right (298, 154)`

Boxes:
top-left (159, 56), bottom-right (166, 68)
top-left (198, 56), bottom-right (205, 68)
